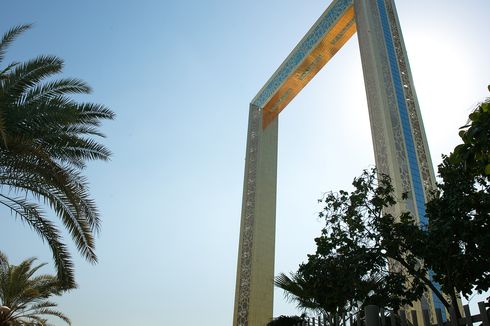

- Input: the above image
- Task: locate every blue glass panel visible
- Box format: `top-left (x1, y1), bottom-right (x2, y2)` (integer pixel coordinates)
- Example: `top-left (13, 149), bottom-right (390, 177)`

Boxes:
top-left (376, 0), bottom-right (447, 320)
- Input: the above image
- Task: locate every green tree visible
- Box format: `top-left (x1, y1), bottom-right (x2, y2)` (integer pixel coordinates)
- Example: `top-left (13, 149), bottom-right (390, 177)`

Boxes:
top-left (275, 258), bottom-right (367, 318)
top-left (0, 251), bottom-right (71, 326)
top-left (0, 25), bottom-right (115, 288)
top-left (414, 88), bottom-right (490, 305)
top-left (276, 169), bottom-right (431, 316)
top-left (452, 88), bottom-right (490, 177)
top-left (276, 87), bottom-right (490, 316)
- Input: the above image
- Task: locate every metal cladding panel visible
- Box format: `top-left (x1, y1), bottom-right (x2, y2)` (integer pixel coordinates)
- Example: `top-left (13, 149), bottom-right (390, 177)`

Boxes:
top-left (233, 106), bottom-right (278, 326)
top-left (375, 0), bottom-right (428, 227)
top-left (251, 0), bottom-right (356, 128)
top-left (236, 0), bottom-right (446, 324)
top-left (356, 0), bottom-right (446, 321)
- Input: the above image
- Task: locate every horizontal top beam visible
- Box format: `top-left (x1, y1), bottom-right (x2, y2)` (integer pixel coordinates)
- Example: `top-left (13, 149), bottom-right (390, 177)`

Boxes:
top-left (251, 0), bottom-right (356, 128)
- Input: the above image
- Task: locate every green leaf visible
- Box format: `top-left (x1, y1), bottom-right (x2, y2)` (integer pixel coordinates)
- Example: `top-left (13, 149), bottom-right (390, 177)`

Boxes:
top-left (481, 102), bottom-right (489, 113)
top-left (485, 164), bottom-right (490, 175)
top-left (469, 112), bottom-right (479, 121)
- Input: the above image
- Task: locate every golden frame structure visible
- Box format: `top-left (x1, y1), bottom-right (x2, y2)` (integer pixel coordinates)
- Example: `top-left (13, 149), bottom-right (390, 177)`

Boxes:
top-left (234, 1), bottom-right (445, 325)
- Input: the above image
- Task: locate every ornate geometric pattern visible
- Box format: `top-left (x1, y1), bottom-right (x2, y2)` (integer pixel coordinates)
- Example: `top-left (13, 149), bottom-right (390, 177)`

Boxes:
top-left (237, 1), bottom-right (443, 324)
top-left (376, 0), bottom-right (427, 226)
top-left (251, 0), bottom-right (353, 109)
top-left (359, 0), bottom-right (412, 217)
top-left (383, 2), bottom-right (443, 319)
top-left (260, 5), bottom-right (356, 128)
top-left (383, 0), bottom-right (434, 199)
top-left (236, 107), bottom-right (261, 326)
top-left (358, 1), bottom-right (391, 181)
top-left (377, 0), bottom-right (445, 320)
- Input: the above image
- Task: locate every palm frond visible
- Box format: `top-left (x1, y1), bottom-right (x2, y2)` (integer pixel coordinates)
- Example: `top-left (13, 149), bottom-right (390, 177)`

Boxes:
top-left (275, 273), bottom-right (319, 311)
top-left (0, 24), bottom-right (32, 64)
top-left (0, 250), bottom-right (7, 267)
top-left (76, 102), bottom-right (116, 121)
top-left (1, 55), bottom-right (64, 104)
top-left (0, 170), bottom-right (99, 262)
top-left (0, 142), bottom-right (101, 232)
top-left (0, 61), bottom-right (20, 78)
top-left (0, 253), bottom-right (70, 326)
top-left (0, 195), bottom-right (76, 288)
top-left (21, 308), bottom-right (71, 325)
top-left (19, 78), bottom-right (91, 105)
top-left (0, 24), bottom-right (114, 291)
top-left (19, 301), bottom-right (57, 312)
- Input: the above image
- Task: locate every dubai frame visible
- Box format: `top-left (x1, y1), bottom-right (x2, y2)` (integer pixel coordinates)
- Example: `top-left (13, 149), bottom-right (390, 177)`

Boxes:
top-left (234, 0), bottom-right (446, 325)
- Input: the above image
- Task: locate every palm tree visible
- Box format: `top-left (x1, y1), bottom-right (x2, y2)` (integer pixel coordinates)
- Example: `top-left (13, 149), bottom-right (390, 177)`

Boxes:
top-left (275, 273), bottom-right (321, 313)
top-left (0, 251), bottom-right (71, 326)
top-left (0, 24), bottom-right (115, 288)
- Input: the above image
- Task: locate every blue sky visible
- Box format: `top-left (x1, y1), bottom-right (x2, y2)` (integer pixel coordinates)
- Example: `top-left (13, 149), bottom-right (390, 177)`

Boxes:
top-left (1, 0), bottom-right (489, 325)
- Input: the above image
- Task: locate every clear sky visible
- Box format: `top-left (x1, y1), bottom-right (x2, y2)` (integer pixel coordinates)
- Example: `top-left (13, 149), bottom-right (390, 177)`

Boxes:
top-left (1, 0), bottom-right (489, 325)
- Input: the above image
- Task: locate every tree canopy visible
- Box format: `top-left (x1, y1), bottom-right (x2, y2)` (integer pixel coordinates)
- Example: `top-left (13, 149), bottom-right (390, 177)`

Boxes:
top-left (418, 88), bottom-right (490, 301)
top-left (0, 251), bottom-right (71, 326)
top-left (276, 85), bottom-right (490, 315)
top-left (276, 169), bottom-right (428, 315)
top-left (0, 24), bottom-right (115, 288)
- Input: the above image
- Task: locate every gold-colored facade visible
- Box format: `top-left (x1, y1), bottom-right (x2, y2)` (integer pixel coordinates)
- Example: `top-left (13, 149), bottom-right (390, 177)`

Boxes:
top-left (235, 0), bottom-right (447, 325)
top-left (262, 5), bottom-right (356, 128)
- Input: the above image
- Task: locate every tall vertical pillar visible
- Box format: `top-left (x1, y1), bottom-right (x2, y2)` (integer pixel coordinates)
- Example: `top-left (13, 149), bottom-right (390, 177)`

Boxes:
top-left (233, 105), bottom-right (278, 326)
top-left (354, 0), bottom-right (445, 322)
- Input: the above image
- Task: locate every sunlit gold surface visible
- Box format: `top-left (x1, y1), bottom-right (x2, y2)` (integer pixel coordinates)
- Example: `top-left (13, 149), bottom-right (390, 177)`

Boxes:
top-left (262, 5), bottom-right (356, 128)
